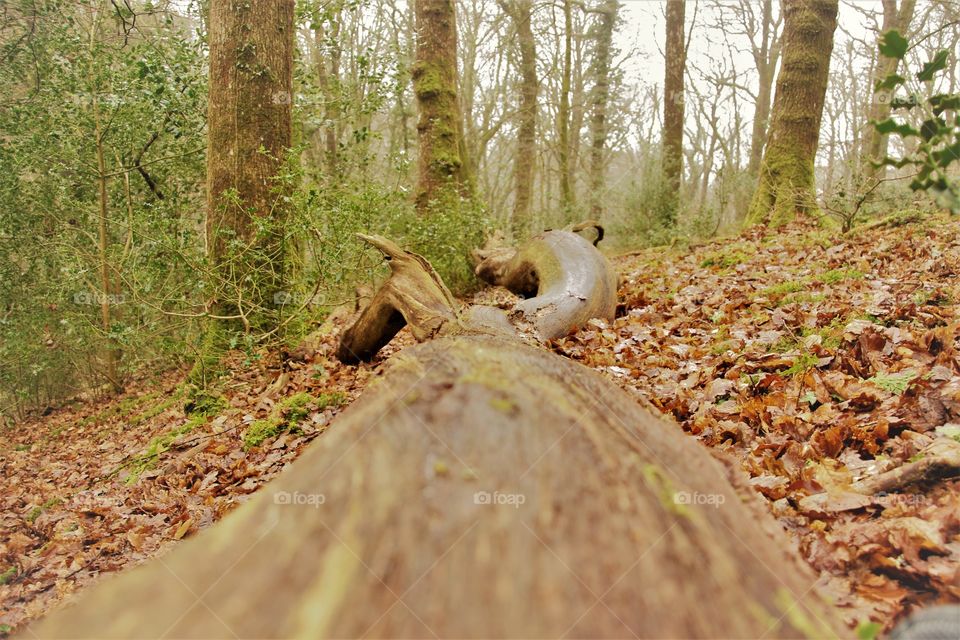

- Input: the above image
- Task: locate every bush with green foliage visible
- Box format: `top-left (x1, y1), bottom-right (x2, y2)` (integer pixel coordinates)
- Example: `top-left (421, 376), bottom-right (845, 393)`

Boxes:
top-left (872, 30), bottom-right (960, 213)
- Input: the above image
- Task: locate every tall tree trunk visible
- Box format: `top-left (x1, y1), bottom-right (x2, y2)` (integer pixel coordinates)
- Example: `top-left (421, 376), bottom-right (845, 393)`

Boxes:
top-left (568, 32), bottom-right (585, 212)
top-left (661, 0), bottom-right (686, 225)
top-left (747, 0), bottom-right (780, 178)
top-left (587, 0), bottom-right (617, 218)
top-left (861, 0), bottom-right (917, 182)
top-left (321, 11), bottom-right (342, 176)
top-left (747, 0), bottom-right (839, 226)
top-left (203, 0), bottom-right (294, 355)
top-left (558, 0), bottom-right (573, 214)
top-left (412, 0), bottom-right (469, 213)
top-left (86, 5), bottom-right (121, 392)
top-left (511, 0), bottom-right (538, 226)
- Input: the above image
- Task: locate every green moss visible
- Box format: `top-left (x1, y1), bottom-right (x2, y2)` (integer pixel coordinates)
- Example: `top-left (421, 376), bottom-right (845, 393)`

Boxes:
top-left (759, 281), bottom-right (806, 299)
top-left (856, 621), bottom-right (883, 640)
top-left (489, 397), bottom-right (518, 413)
top-left (700, 247), bottom-right (753, 269)
top-left (126, 415), bottom-right (207, 484)
top-left (815, 268), bottom-right (865, 285)
top-left (25, 497), bottom-right (61, 523)
top-left (242, 391), bottom-right (345, 448)
top-left (0, 567), bottom-right (16, 585)
top-left (184, 388), bottom-right (228, 417)
top-left (642, 464), bottom-right (691, 518)
top-left (243, 417), bottom-right (282, 448)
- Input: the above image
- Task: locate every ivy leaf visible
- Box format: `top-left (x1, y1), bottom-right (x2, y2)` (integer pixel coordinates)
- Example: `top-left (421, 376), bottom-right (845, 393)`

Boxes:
top-left (878, 30), bottom-right (908, 60)
top-left (917, 50), bottom-right (949, 82)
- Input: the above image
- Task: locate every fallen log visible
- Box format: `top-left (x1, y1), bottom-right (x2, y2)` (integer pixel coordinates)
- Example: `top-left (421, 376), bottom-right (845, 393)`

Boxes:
top-left (27, 232), bottom-right (844, 639)
top-left (471, 222), bottom-right (618, 339)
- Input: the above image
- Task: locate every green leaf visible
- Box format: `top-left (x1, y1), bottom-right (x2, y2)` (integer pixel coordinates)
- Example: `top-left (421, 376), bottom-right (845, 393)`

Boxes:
top-left (920, 118), bottom-right (945, 141)
top-left (874, 119), bottom-right (920, 137)
top-left (875, 73), bottom-right (906, 92)
top-left (933, 141), bottom-right (960, 168)
top-left (918, 50), bottom-right (950, 82)
top-left (878, 30), bottom-right (908, 60)
top-left (868, 370), bottom-right (918, 395)
top-left (929, 92), bottom-right (960, 115)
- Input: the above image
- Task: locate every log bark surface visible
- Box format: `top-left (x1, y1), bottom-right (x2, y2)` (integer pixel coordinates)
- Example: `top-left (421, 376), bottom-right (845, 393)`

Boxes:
top-left (30, 336), bottom-right (842, 639)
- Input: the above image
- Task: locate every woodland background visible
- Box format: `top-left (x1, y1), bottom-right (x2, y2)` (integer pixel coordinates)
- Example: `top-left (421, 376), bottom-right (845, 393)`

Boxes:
top-left (0, 0), bottom-right (957, 436)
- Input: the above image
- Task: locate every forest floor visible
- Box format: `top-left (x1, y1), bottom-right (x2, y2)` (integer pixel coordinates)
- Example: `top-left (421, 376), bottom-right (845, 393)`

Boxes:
top-left (1, 212), bottom-right (959, 636)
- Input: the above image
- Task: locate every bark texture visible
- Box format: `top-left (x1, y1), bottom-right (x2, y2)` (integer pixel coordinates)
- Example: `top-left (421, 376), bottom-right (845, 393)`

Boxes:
top-left (412, 0), bottom-right (468, 212)
top-left (510, 0), bottom-right (538, 224)
top-left (30, 332), bottom-right (843, 638)
top-left (205, 0), bottom-right (294, 329)
top-left (747, 0), bottom-right (839, 226)
top-left (747, 0), bottom-right (782, 179)
top-left (587, 0), bottom-right (617, 218)
top-left (661, 0), bottom-right (686, 223)
top-left (558, 0), bottom-right (574, 213)
top-left (861, 0), bottom-right (917, 182)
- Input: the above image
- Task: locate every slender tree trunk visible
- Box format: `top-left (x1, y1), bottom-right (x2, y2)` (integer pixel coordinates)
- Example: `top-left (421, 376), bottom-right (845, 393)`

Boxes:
top-left (661, 0), bottom-right (686, 225)
top-left (511, 0), bottom-right (538, 226)
top-left (558, 0), bottom-right (573, 214)
top-left (323, 11), bottom-right (342, 176)
top-left (93, 94), bottom-right (121, 392)
top-left (86, 4), bottom-right (121, 392)
top-left (747, 0), bottom-right (780, 178)
top-left (587, 0), bottom-right (617, 218)
top-left (412, 0), bottom-right (469, 212)
top-left (569, 33), bottom-right (585, 212)
top-left (861, 0), bottom-right (917, 182)
top-left (204, 0), bottom-right (294, 344)
top-left (747, 0), bottom-right (839, 226)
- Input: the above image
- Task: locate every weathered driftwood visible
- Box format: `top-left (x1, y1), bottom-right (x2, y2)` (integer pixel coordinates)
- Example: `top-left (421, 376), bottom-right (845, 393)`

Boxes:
top-left (27, 234), bottom-right (844, 639)
top-left (471, 223), bottom-right (618, 340)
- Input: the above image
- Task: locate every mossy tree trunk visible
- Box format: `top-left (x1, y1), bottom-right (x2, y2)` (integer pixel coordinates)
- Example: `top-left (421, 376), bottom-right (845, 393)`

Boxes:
top-left (661, 0), bottom-right (686, 225)
top-left (587, 0), bottom-right (616, 218)
top-left (30, 232), bottom-right (844, 639)
top-left (747, 0), bottom-right (839, 226)
top-left (412, 0), bottom-right (469, 213)
top-left (860, 0), bottom-right (917, 182)
top-left (203, 0), bottom-right (294, 347)
top-left (505, 0), bottom-right (538, 226)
